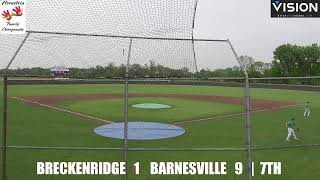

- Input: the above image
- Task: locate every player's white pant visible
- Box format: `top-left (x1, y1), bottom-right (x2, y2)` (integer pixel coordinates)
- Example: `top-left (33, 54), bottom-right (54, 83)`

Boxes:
top-left (304, 108), bottom-right (311, 117)
top-left (286, 128), bottom-right (298, 141)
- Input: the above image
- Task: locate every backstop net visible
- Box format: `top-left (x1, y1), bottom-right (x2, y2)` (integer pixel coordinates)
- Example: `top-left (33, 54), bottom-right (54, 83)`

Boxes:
top-left (0, 0), bottom-right (252, 180)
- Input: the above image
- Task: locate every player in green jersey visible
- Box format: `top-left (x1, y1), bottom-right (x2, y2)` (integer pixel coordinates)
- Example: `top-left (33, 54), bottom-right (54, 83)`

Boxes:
top-left (286, 118), bottom-right (299, 141)
top-left (304, 101), bottom-right (311, 117)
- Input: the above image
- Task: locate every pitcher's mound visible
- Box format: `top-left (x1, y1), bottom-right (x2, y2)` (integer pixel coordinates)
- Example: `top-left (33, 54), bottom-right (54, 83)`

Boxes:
top-left (132, 103), bottom-right (171, 109)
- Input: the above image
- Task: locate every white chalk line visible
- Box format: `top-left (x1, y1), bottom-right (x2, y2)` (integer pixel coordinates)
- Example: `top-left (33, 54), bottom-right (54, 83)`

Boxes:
top-left (13, 96), bottom-right (301, 127)
top-left (12, 97), bottom-right (113, 124)
top-left (174, 104), bottom-right (301, 126)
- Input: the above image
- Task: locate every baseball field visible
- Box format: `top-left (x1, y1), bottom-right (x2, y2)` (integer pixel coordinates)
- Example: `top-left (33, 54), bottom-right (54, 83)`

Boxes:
top-left (1, 81), bottom-right (319, 180)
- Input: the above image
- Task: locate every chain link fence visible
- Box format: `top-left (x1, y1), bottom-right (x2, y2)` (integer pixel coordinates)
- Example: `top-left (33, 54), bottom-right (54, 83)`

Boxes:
top-left (2, 75), bottom-right (319, 180)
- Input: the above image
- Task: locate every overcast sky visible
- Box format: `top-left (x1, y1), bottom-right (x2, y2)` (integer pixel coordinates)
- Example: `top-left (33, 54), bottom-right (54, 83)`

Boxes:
top-left (194, 0), bottom-right (320, 62)
top-left (1, 0), bottom-right (319, 69)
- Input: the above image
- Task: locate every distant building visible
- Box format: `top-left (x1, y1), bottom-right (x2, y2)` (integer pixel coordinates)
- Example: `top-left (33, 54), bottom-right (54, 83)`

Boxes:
top-left (50, 66), bottom-right (69, 79)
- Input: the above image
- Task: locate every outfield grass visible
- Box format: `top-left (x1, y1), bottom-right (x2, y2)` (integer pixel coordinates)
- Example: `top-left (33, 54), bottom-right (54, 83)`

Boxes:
top-left (4, 97), bottom-right (246, 148)
top-left (0, 83), bottom-right (319, 179)
top-left (59, 97), bottom-right (242, 123)
top-left (7, 83), bottom-right (320, 103)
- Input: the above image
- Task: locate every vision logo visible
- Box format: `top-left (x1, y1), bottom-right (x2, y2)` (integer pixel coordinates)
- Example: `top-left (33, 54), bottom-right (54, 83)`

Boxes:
top-left (271, 0), bottom-right (320, 17)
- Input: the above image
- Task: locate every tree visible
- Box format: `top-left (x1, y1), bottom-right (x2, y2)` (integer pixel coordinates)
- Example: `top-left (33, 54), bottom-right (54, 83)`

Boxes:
top-left (252, 61), bottom-right (265, 73)
top-left (273, 44), bottom-right (320, 77)
top-left (239, 55), bottom-right (254, 72)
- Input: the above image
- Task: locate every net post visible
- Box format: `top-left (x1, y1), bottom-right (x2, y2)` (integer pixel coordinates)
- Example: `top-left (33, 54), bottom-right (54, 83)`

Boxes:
top-left (5, 32), bottom-right (30, 70)
top-left (2, 32), bottom-right (30, 180)
top-left (124, 38), bottom-right (133, 180)
top-left (191, 0), bottom-right (200, 78)
top-left (2, 75), bottom-right (8, 180)
top-left (26, 30), bottom-right (228, 42)
top-left (227, 40), bottom-right (253, 180)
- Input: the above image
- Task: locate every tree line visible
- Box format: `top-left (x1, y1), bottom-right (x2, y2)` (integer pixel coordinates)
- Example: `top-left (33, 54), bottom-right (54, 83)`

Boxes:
top-left (238, 43), bottom-right (320, 77)
top-left (1, 43), bottom-right (319, 78)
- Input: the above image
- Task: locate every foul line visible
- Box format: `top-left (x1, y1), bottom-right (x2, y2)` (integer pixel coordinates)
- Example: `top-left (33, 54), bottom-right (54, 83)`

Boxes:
top-left (13, 96), bottom-right (301, 126)
top-left (12, 97), bottom-right (113, 124)
top-left (174, 104), bottom-right (301, 126)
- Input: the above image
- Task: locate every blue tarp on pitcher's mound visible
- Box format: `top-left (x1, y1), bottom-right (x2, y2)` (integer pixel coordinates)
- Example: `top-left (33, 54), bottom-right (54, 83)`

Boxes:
top-left (94, 122), bottom-right (185, 140)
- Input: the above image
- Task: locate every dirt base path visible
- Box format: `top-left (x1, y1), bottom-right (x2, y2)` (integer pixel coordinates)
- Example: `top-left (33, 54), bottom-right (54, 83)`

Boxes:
top-left (16, 93), bottom-right (295, 111)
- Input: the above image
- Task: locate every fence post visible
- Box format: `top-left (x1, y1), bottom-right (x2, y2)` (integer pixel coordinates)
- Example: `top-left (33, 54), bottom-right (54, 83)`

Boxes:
top-left (227, 40), bottom-right (253, 180)
top-left (124, 38), bottom-right (133, 180)
top-left (244, 76), bottom-right (253, 180)
top-left (2, 75), bottom-right (8, 180)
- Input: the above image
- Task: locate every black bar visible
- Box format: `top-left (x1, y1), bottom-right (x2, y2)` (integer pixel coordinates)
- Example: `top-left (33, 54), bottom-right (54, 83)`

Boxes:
top-left (26, 30), bottom-right (228, 42)
top-left (192, 0), bottom-right (199, 30)
top-left (5, 33), bottom-right (30, 70)
top-left (2, 75), bottom-right (8, 180)
top-left (191, 0), bottom-right (199, 78)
